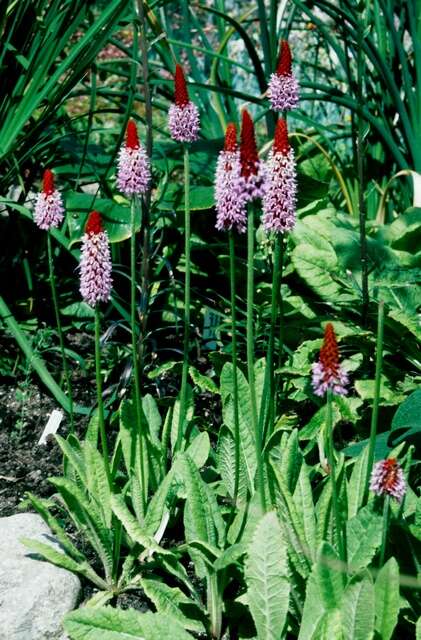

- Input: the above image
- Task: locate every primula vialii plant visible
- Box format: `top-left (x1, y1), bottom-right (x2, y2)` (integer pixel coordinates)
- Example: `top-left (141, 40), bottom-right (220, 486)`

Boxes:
top-left (168, 64), bottom-right (200, 143)
top-left (79, 211), bottom-right (113, 308)
top-left (262, 118), bottom-right (297, 233)
top-left (117, 119), bottom-right (151, 197)
top-left (268, 40), bottom-right (299, 112)
top-left (312, 322), bottom-right (349, 397)
top-left (215, 123), bottom-right (247, 233)
top-left (34, 169), bottom-right (64, 230)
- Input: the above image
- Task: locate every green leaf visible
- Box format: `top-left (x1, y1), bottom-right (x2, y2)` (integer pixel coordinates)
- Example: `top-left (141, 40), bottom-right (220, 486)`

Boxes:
top-left (64, 607), bottom-right (195, 640)
top-left (340, 572), bottom-right (374, 640)
top-left (245, 512), bottom-right (290, 640)
top-left (374, 557), bottom-right (400, 640)
top-left (83, 441), bottom-right (112, 528)
top-left (293, 462), bottom-right (316, 563)
top-left (184, 432), bottom-right (210, 470)
top-left (66, 194), bottom-right (136, 245)
top-left (157, 185), bottom-right (214, 211)
top-left (346, 507), bottom-right (383, 572)
top-left (299, 543), bottom-right (343, 640)
top-left (390, 388), bottom-right (421, 445)
top-left (347, 446), bottom-right (369, 519)
top-left (110, 494), bottom-right (170, 556)
top-left (291, 243), bottom-right (340, 300)
top-left (216, 425), bottom-right (248, 502)
top-left (189, 366), bottom-right (219, 394)
top-left (20, 538), bottom-right (106, 590)
top-left (140, 579), bottom-right (205, 633)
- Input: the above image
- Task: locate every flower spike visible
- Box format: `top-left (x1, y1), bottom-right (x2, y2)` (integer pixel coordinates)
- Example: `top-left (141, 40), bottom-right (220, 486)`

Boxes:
top-left (370, 458), bottom-right (406, 502)
top-left (312, 323), bottom-right (349, 397)
top-left (215, 123), bottom-right (248, 233)
top-left (239, 110), bottom-right (265, 201)
top-left (262, 118), bottom-right (297, 234)
top-left (268, 40), bottom-right (299, 112)
top-left (34, 169), bottom-right (65, 230)
top-left (117, 119), bottom-right (151, 197)
top-left (168, 63), bottom-right (200, 143)
top-left (79, 211), bottom-right (113, 307)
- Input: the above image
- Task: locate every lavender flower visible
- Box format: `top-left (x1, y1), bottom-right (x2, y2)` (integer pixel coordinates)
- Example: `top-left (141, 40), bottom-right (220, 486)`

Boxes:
top-left (262, 118), bottom-right (297, 233)
top-left (370, 458), bottom-right (406, 502)
top-left (34, 169), bottom-right (64, 230)
top-left (239, 109), bottom-right (265, 201)
top-left (168, 64), bottom-right (200, 143)
top-left (117, 119), bottom-right (151, 196)
top-left (268, 40), bottom-right (299, 112)
top-left (215, 123), bottom-right (248, 233)
top-left (79, 211), bottom-right (112, 307)
top-left (312, 323), bottom-right (349, 397)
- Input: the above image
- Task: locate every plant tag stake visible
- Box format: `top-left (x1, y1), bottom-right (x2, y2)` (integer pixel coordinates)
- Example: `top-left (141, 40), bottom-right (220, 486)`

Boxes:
top-left (38, 409), bottom-right (63, 445)
top-left (203, 307), bottom-right (224, 350)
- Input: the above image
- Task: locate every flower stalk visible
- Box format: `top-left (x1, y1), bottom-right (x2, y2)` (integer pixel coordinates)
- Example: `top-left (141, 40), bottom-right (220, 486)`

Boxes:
top-left (228, 231), bottom-right (241, 506)
top-left (130, 195), bottom-right (147, 510)
top-left (176, 145), bottom-right (191, 452)
top-left (47, 233), bottom-right (74, 431)
top-left (364, 299), bottom-right (385, 503)
top-left (95, 306), bottom-right (111, 486)
top-left (326, 389), bottom-right (346, 565)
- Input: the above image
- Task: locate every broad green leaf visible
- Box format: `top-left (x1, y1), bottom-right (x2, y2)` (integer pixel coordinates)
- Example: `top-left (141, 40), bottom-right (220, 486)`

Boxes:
top-left (291, 243), bottom-right (340, 300)
top-left (390, 388), bottom-right (421, 445)
top-left (216, 425), bottom-right (248, 502)
top-left (20, 538), bottom-right (106, 590)
top-left (213, 543), bottom-right (245, 572)
top-left (184, 432), bottom-right (210, 470)
top-left (142, 394), bottom-right (162, 446)
top-left (312, 609), bottom-right (343, 639)
top-left (346, 507), bottom-right (383, 572)
top-left (245, 512), bottom-right (290, 640)
top-left (279, 429), bottom-right (302, 494)
top-left (347, 445), bottom-right (369, 519)
top-left (50, 477), bottom-right (113, 580)
top-left (189, 366), bottom-right (219, 394)
top-left (83, 441), bottom-right (112, 528)
top-left (64, 607), bottom-right (195, 640)
top-left (293, 462), bottom-right (316, 563)
top-left (66, 194), bottom-right (137, 245)
top-left (110, 494), bottom-right (169, 556)
top-left (340, 572), bottom-right (374, 640)
top-left (157, 185), bottom-right (214, 212)
top-left (140, 579), bottom-right (204, 632)
top-left (315, 479), bottom-right (333, 549)
top-left (375, 557), bottom-right (400, 640)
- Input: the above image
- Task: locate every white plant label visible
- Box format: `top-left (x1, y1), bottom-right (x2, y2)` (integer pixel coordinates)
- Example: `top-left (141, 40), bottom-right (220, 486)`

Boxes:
top-left (412, 172), bottom-right (421, 207)
top-left (38, 409), bottom-right (64, 445)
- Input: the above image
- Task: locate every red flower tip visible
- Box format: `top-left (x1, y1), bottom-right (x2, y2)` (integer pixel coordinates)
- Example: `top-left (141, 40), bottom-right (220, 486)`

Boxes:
top-left (240, 110), bottom-right (259, 178)
top-left (126, 119), bottom-right (139, 149)
top-left (273, 118), bottom-right (290, 154)
top-left (86, 211), bottom-right (103, 235)
top-left (319, 323), bottom-right (340, 377)
top-left (276, 40), bottom-right (292, 76)
top-left (174, 64), bottom-right (189, 107)
top-left (224, 123), bottom-right (237, 152)
top-left (43, 169), bottom-right (55, 195)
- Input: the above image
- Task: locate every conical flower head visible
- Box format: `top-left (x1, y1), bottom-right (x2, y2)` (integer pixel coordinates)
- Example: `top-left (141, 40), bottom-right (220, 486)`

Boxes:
top-left (268, 39), bottom-right (299, 112)
top-left (262, 118), bottom-right (297, 234)
top-left (312, 323), bottom-right (348, 396)
top-left (215, 123), bottom-right (248, 233)
top-left (117, 119), bottom-right (151, 197)
top-left (79, 211), bottom-right (113, 307)
top-left (239, 110), bottom-right (265, 200)
top-left (370, 458), bottom-right (406, 502)
top-left (168, 63), bottom-right (200, 143)
top-left (34, 169), bottom-right (65, 230)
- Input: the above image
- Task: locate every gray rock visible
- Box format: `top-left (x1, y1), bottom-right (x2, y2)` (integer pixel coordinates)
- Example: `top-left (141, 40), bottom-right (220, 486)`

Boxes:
top-left (0, 513), bottom-right (81, 640)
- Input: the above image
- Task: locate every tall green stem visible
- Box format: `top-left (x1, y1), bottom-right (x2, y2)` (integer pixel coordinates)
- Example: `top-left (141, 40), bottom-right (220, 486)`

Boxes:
top-left (228, 231), bottom-right (240, 506)
top-left (364, 299), bottom-right (385, 502)
top-left (47, 233), bottom-right (74, 431)
top-left (131, 196), bottom-right (146, 510)
top-left (260, 235), bottom-right (282, 444)
top-left (247, 205), bottom-right (266, 511)
top-left (357, 2), bottom-right (369, 324)
top-left (379, 495), bottom-right (390, 567)
top-left (326, 390), bottom-right (345, 565)
top-left (207, 572), bottom-right (222, 639)
top-left (95, 307), bottom-right (111, 485)
top-left (176, 146), bottom-right (191, 452)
